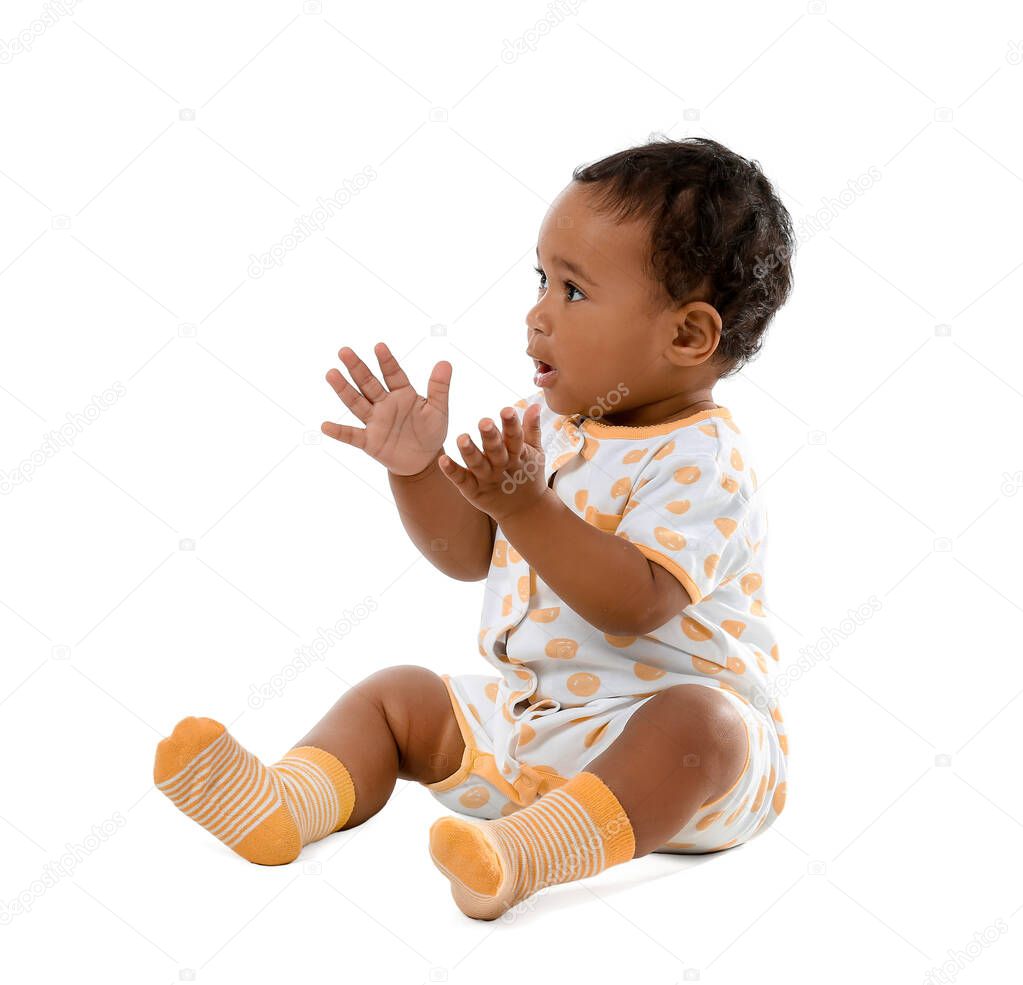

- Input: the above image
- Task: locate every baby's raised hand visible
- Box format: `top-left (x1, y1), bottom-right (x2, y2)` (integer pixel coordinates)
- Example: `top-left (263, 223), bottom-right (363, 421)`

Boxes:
top-left (321, 342), bottom-right (451, 477)
top-left (438, 403), bottom-right (548, 523)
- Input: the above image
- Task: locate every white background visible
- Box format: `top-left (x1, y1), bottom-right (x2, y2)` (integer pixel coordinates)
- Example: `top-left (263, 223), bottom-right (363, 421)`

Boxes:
top-left (1, 1), bottom-right (1021, 982)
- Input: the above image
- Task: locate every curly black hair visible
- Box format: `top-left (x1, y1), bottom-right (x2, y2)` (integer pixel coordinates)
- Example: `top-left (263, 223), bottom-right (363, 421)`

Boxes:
top-left (572, 135), bottom-right (795, 378)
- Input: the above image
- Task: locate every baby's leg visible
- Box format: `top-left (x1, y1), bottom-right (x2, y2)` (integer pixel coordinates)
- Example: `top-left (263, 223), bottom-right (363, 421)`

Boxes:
top-left (582, 683), bottom-right (750, 857)
top-left (154, 664), bottom-right (465, 864)
top-left (429, 684), bottom-right (748, 919)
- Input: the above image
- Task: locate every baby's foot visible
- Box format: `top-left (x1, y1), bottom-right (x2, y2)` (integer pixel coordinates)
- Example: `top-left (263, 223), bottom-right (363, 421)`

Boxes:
top-left (429, 816), bottom-right (519, 921)
top-left (428, 771), bottom-right (636, 920)
top-left (154, 716), bottom-right (355, 865)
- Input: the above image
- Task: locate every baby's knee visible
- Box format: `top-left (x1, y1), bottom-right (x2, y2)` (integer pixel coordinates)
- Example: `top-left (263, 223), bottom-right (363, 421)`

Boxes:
top-left (643, 685), bottom-right (749, 781)
top-left (358, 665), bottom-right (464, 780)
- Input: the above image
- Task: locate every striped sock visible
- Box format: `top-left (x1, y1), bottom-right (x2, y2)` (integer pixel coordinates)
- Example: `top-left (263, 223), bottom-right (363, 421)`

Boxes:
top-left (154, 716), bottom-right (356, 866)
top-left (428, 771), bottom-right (635, 920)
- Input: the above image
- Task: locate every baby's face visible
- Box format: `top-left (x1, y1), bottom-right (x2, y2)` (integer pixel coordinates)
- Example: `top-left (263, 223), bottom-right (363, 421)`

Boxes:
top-left (527, 180), bottom-right (686, 420)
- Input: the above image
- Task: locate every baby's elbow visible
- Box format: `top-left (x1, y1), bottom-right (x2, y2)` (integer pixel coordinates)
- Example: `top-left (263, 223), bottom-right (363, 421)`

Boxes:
top-left (628, 563), bottom-right (692, 635)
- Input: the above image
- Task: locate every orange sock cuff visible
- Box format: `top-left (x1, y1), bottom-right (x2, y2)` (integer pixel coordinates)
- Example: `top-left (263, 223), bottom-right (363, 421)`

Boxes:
top-left (562, 771), bottom-right (636, 866)
top-left (282, 746), bottom-right (357, 829)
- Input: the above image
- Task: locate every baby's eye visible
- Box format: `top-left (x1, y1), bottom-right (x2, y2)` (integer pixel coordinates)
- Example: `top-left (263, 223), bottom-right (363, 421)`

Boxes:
top-left (533, 265), bottom-right (584, 302)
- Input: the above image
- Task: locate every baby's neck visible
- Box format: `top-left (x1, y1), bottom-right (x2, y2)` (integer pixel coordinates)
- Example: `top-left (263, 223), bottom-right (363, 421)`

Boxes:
top-left (597, 392), bottom-right (718, 428)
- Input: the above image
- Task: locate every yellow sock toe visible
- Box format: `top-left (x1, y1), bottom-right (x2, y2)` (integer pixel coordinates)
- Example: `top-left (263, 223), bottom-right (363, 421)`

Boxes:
top-left (154, 718), bottom-right (356, 866)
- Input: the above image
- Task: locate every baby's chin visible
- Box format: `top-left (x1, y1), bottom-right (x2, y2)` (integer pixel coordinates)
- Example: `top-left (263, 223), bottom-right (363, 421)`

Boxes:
top-left (538, 383), bottom-right (585, 420)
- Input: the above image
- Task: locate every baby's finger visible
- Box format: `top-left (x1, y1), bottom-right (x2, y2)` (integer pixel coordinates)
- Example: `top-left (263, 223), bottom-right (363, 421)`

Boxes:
top-left (325, 367), bottom-right (372, 422)
top-left (501, 407), bottom-right (523, 459)
top-left (455, 432), bottom-right (488, 474)
top-left (478, 418), bottom-right (508, 469)
top-left (338, 346), bottom-right (388, 403)
top-left (320, 420), bottom-right (367, 448)
top-left (438, 452), bottom-right (477, 495)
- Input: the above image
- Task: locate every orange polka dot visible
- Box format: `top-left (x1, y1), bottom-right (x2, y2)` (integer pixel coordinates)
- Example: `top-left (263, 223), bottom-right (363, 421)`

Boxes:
top-left (584, 721), bottom-right (610, 748)
top-left (750, 775), bottom-right (768, 812)
top-left (493, 540), bottom-right (507, 566)
top-left (674, 464), bottom-right (702, 485)
top-left (715, 517), bottom-right (738, 538)
top-left (514, 669), bottom-right (531, 681)
top-left (754, 651), bottom-right (768, 673)
top-left (508, 545), bottom-right (521, 563)
top-left (740, 573), bottom-right (762, 595)
top-left (721, 475), bottom-right (739, 494)
top-left (517, 575), bottom-right (531, 602)
top-left (750, 467), bottom-right (757, 489)
top-left (529, 607), bottom-right (561, 623)
top-left (771, 705), bottom-right (784, 723)
top-left (501, 595), bottom-right (513, 616)
top-left (580, 436), bottom-right (600, 460)
top-left (767, 765), bottom-right (776, 790)
top-left (552, 451), bottom-right (576, 470)
top-left (704, 554), bottom-right (719, 578)
top-left (772, 781), bottom-right (786, 815)
top-left (692, 655), bottom-right (725, 674)
top-left (730, 448), bottom-right (744, 471)
top-left (726, 656), bottom-right (746, 674)
top-left (518, 723), bottom-right (536, 746)
top-left (695, 810), bottom-right (724, 830)
top-left (575, 489), bottom-right (588, 510)
top-left (682, 615), bottom-right (713, 641)
top-left (633, 661), bottom-right (666, 680)
top-left (779, 734), bottom-right (788, 755)
top-left (654, 526), bottom-right (686, 551)
top-left (611, 477), bottom-right (631, 498)
top-left (469, 703), bottom-right (482, 724)
top-left (770, 644), bottom-right (780, 661)
top-left (459, 786), bottom-right (490, 809)
top-left (750, 599), bottom-right (765, 617)
top-left (722, 620), bottom-right (746, 638)
top-left (500, 800), bottom-right (521, 817)
top-left (623, 448), bottom-right (647, 464)
top-left (698, 423), bottom-right (718, 437)
top-left (663, 500), bottom-right (690, 517)
top-left (567, 672), bottom-right (601, 697)
top-left (484, 683), bottom-right (499, 702)
top-left (604, 634), bottom-right (637, 648)
top-left (545, 638), bottom-right (578, 660)
top-left (653, 440), bottom-right (675, 460)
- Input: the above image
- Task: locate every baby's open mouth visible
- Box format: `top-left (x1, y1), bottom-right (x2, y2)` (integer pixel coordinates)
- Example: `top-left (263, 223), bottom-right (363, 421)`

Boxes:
top-left (533, 359), bottom-right (559, 387)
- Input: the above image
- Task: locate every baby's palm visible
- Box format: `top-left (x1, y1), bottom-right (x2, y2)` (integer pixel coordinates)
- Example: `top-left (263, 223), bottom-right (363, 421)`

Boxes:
top-left (321, 342), bottom-right (451, 476)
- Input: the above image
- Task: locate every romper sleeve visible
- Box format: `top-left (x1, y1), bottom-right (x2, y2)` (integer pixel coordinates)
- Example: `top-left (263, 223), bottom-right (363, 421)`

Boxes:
top-left (614, 453), bottom-right (752, 605)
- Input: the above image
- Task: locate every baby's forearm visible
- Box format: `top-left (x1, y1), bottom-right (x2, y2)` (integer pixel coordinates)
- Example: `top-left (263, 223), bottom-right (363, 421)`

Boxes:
top-left (388, 453), bottom-right (494, 581)
top-left (497, 490), bottom-right (662, 637)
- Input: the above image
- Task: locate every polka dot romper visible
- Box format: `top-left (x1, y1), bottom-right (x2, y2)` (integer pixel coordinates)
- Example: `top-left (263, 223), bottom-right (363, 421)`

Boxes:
top-left (425, 390), bottom-right (788, 854)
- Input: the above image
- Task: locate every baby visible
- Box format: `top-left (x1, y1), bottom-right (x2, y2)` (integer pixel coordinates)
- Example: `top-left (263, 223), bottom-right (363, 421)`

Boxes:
top-left (154, 136), bottom-right (795, 921)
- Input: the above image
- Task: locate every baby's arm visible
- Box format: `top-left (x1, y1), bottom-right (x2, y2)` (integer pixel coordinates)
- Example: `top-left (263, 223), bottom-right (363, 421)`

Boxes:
top-left (499, 492), bottom-right (689, 636)
top-left (388, 453), bottom-right (496, 582)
